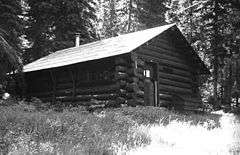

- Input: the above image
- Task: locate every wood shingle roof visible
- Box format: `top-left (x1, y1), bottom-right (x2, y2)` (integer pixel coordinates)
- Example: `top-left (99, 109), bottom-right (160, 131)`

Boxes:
top-left (23, 24), bottom-right (175, 72)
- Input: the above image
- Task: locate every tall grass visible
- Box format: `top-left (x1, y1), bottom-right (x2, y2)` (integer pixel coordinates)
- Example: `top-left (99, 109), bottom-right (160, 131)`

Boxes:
top-left (0, 101), bottom-right (239, 155)
top-left (0, 103), bottom-right (150, 154)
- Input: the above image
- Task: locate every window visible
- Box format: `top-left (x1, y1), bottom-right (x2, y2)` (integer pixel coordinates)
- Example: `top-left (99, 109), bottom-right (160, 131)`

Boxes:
top-left (144, 69), bottom-right (151, 78)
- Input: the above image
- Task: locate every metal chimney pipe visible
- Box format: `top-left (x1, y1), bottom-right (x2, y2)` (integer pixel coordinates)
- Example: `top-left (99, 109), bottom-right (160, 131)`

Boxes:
top-left (75, 33), bottom-right (80, 47)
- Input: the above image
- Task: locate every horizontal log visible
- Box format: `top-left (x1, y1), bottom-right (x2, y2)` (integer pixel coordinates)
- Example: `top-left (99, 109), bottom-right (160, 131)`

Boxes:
top-left (60, 80), bottom-right (113, 90)
top-left (126, 98), bottom-right (144, 106)
top-left (91, 93), bottom-right (118, 100)
top-left (76, 80), bottom-right (114, 87)
top-left (132, 73), bottom-right (144, 80)
top-left (158, 71), bottom-right (193, 84)
top-left (158, 84), bottom-right (192, 94)
top-left (56, 98), bottom-right (106, 106)
top-left (139, 47), bottom-right (186, 65)
top-left (126, 93), bottom-right (133, 99)
top-left (120, 89), bottom-right (127, 94)
top-left (158, 99), bottom-right (173, 107)
top-left (126, 83), bottom-right (139, 92)
top-left (118, 80), bottom-right (127, 88)
top-left (158, 78), bottom-right (192, 89)
top-left (30, 78), bottom-right (51, 84)
top-left (54, 89), bottom-right (72, 97)
top-left (126, 99), bottom-right (137, 106)
top-left (181, 97), bottom-right (202, 105)
top-left (127, 68), bottom-right (144, 76)
top-left (127, 77), bottom-right (139, 83)
top-left (56, 76), bottom-right (73, 83)
top-left (159, 39), bottom-right (195, 58)
top-left (141, 44), bottom-right (183, 59)
top-left (115, 57), bottom-right (128, 65)
top-left (133, 96), bottom-right (145, 105)
top-left (126, 90), bottom-right (144, 99)
top-left (136, 90), bottom-right (144, 97)
top-left (30, 84), bottom-right (119, 97)
top-left (56, 82), bottom-right (73, 90)
top-left (138, 53), bottom-right (191, 72)
top-left (159, 66), bottom-right (192, 77)
top-left (158, 93), bottom-right (174, 101)
top-left (127, 76), bottom-right (144, 85)
top-left (115, 66), bottom-right (128, 72)
top-left (158, 93), bottom-right (185, 106)
top-left (115, 97), bottom-right (126, 104)
top-left (151, 42), bottom-right (197, 69)
top-left (115, 72), bottom-right (129, 80)
top-left (151, 39), bottom-right (184, 55)
top-left (57, 95), bottom-right (90, 102)
top-left (153, 37), bottom-right (173, 45)
top-left (56, 93), bottom-right (118, 102)
top-left (75, 84), bottom-right (119, 95)
top-left (29, 91), bottom-right (55, 98)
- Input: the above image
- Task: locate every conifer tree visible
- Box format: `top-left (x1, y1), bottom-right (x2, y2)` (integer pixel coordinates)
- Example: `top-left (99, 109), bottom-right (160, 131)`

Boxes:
top-left (166, 0), bottom-right (240, 108)
top-left (136, 0), bottom-right (169, 28)
top-left (0, 0), bottom-right (23, 80)
top-left (25, 0), bottom-right (98, 62)
top-left (97, 0), bottom-right (168, 39)
top-left (0, 0), bottom-right (23, 49)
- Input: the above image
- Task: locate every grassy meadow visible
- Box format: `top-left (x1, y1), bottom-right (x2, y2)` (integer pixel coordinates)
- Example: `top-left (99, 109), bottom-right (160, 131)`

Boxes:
top-left (0, 99), bottom-right (239, 155)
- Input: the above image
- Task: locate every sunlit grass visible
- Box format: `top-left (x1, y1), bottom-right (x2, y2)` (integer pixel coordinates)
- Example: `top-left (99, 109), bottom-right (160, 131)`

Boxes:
top-left (124, 111), bottom-right (240, 155)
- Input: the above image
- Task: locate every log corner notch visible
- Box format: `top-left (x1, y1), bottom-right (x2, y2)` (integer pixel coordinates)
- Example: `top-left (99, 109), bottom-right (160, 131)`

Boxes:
top-left (123, 52), bottom-right (145, 106)
top-left (114, 55), bottom-right (130, 106)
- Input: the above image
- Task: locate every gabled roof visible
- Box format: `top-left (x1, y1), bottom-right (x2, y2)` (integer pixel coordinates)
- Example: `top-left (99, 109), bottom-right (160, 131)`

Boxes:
top-left (23, 24), bottom-right (176, 72)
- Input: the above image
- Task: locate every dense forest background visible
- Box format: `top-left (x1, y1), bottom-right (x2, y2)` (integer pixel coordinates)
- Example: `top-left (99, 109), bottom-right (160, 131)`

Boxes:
top-left (0, 0), bottom-right (240, 110)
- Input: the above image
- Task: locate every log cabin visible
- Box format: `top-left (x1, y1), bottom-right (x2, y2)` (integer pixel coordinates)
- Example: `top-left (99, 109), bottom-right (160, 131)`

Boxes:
top-left (22, 24), bottom-right (209, 110)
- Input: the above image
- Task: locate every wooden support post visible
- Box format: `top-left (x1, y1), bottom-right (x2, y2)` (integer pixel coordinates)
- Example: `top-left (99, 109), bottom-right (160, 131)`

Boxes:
top-left (69, 69), bottom-right (76, 100)
top-left (156, 63), bottom-right (159, 107)
top-left (49, 70), bottom-right (56, 104)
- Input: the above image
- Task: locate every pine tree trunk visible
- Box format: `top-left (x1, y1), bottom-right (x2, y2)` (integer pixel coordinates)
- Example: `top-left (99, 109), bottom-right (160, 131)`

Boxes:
top-left (213, 0), bottom-right (219, 108)
top-left (188, 0), bottom-right (193, 43)
top-left (110, 0), bottom-right (115, 37)
top-left (127, 0), bottom-right (133, 32)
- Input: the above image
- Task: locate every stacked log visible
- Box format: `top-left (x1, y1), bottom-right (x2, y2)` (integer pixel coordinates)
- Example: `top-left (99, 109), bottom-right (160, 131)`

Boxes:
top-left (124, 54), bottom-right (145, 106)
top-left (27, 58), bottom-right (123, 107)
top-left (114, 56), bottom-right (130, 106)
top-left (135, 35), bottom-right (201, 109)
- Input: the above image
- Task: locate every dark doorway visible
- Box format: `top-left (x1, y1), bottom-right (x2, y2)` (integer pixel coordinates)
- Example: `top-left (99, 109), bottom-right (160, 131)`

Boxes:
top-left (143, 62), bottom-right (158, 106)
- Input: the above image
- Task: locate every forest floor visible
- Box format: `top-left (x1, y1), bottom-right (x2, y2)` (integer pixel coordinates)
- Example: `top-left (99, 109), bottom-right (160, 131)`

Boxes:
top-left (0, 99), bottom-right (240, 155)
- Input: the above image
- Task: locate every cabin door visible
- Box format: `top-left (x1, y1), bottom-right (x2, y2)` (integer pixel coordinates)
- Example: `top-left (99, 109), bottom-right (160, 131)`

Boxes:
top-left (143, 62), bottom-right (158, 106)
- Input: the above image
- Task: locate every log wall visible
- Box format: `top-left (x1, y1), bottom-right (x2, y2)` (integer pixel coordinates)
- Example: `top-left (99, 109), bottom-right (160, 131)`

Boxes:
top-left (24, 31), bottom-right (203, 109)
top-left (135, 33), bottom-right (201, 108)
top-left (25, 56), bottom-right (131, 107)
